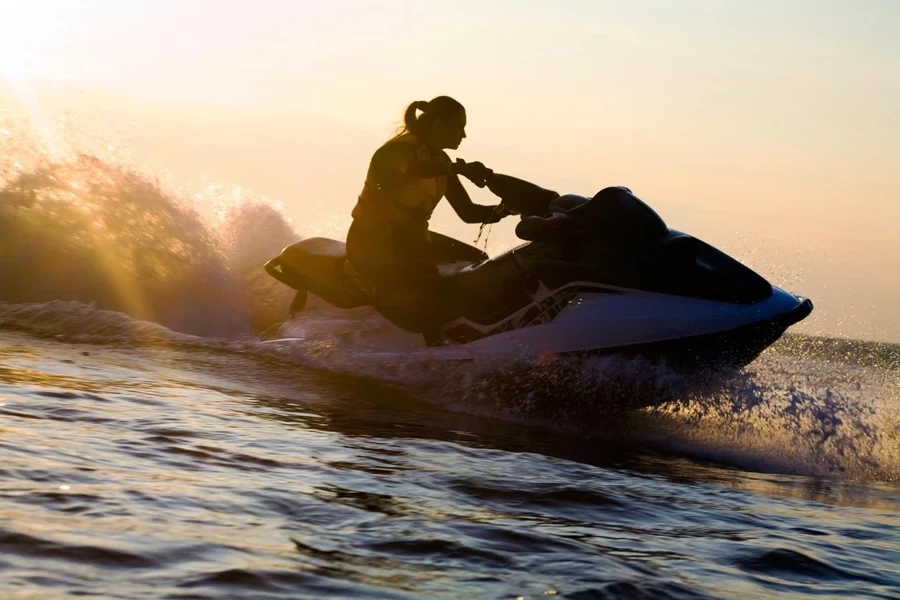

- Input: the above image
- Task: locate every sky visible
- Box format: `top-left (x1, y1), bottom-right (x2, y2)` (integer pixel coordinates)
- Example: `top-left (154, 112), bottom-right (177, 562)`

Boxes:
top-left (1, 0), bottom-right (898, 342)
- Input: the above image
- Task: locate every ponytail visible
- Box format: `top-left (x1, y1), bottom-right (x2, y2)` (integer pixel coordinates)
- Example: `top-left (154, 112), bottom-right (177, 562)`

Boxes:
top-left (396, 96), bottom-right (465, 139)
top-left (403, 100), bottom-right (431, 136)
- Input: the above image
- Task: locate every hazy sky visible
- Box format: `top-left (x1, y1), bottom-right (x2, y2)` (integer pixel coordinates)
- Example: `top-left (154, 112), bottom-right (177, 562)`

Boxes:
top-left (2, 0), bottom-right (899, 342)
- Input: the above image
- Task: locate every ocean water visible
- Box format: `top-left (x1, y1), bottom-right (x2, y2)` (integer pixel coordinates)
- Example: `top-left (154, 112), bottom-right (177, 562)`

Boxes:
top-left (2, 145), bottom-right (900, 599)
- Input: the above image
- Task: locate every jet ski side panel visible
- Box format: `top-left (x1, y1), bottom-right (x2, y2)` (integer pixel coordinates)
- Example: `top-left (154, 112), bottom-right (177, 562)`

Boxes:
top-left (459, 285), bottom-right (811, 365)
top-left (428, 231), bottom-right (489, 264)
top-left (569, 295), bottom-right (814, 369)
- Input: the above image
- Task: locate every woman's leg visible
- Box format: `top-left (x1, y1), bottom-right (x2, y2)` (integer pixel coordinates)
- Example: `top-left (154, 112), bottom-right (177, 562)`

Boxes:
top-left (347, 221), bottom-right (444, 344)
top-left (390, 228), bottom-right (446, 344)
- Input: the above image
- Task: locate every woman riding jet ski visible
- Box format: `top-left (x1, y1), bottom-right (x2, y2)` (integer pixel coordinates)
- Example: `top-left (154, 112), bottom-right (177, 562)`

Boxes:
top-left (264, 98), bottom-right (813, 370)
top-left (346, 95), bottom-right (511, 344)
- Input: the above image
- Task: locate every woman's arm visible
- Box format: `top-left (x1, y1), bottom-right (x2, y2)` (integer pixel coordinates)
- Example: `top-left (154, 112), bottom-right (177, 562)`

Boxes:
top-left (445, 173), bottom-right (505, 224)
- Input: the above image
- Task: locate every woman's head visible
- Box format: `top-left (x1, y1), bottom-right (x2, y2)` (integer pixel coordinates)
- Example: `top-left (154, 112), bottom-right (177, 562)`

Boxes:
top-left (402, 96), bottom-right (467, 150)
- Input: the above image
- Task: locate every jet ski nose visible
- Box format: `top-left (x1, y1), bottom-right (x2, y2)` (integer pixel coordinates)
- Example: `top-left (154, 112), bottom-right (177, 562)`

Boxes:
top-left (785, 296), bottom-right (814, 326)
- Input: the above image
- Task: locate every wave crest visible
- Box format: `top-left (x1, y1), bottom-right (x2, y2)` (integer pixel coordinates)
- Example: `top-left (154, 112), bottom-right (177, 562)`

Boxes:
top-left (0, 154), bottom-right (299, 337)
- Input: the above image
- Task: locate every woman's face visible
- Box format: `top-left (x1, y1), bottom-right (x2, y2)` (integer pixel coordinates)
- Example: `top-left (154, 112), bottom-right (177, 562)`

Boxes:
top-left (430, 110), bottom-right (467, 150)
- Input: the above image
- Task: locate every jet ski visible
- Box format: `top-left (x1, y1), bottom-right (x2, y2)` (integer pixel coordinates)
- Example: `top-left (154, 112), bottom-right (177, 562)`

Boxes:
top-left (264, 172), bottom-right (812, 370)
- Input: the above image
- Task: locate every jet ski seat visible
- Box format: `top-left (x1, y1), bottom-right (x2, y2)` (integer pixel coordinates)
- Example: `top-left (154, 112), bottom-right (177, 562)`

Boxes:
top-left (280, 238), bottom-right (348, 284)
top-left (277, 231), bottom-right (486, 282)
top-left (268, 238), bottom-right (369, 309)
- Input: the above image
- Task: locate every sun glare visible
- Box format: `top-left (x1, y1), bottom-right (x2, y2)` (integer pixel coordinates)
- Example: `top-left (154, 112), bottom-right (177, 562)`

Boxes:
top-left (1, 10), bottom-right (34, 81)
top-left (0, 36), bottom-right (27, 82)
top-left (0, 1), bottom-right (83, 164)
top-left (0, 2), bottom-right (69, 82)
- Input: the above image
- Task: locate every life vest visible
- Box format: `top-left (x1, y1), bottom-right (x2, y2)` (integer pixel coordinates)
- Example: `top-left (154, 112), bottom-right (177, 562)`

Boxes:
top-left (352, 133), bottom-right (449, 226)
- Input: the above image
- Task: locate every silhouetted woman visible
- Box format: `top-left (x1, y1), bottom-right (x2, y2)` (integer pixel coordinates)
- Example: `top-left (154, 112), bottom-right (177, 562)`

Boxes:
top-left (347, 96), bottom-right (508, 344)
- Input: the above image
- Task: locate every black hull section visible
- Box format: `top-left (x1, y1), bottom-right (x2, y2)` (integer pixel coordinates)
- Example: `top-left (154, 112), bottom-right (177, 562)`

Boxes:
top-left (567, 298), bottom-right (814, 372)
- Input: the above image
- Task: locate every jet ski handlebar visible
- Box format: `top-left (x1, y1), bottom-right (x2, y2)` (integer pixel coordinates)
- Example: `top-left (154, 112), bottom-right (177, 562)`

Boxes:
top-left (482, 172), bottom-right (560, 218)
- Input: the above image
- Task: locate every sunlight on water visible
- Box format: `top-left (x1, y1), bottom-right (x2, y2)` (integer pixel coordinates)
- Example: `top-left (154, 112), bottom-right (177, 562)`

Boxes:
top-left (0, 331), bottom-right (898, 599)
